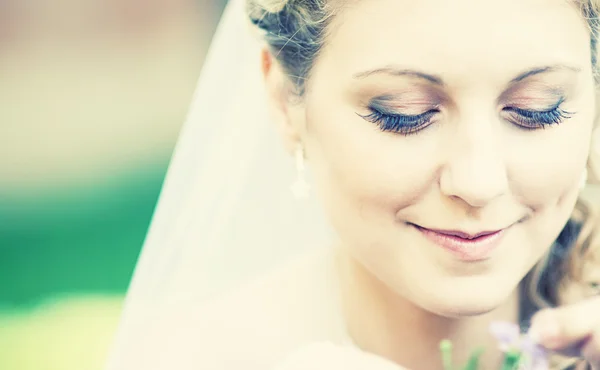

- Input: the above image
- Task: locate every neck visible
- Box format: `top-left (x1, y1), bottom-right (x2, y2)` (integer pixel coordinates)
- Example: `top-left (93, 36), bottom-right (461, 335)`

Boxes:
top-left (335, 247), bottom-right (520, 370)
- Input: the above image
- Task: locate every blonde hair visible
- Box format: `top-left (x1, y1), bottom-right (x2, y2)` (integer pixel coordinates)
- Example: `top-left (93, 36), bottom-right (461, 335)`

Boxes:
top-left (248, 1), bottom-right (600, 368)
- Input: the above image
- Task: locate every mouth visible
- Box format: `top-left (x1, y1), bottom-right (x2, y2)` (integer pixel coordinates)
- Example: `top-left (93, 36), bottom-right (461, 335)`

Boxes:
top-left (410, 224), bottom-right (511, 262)
top-left (419, 228), bottom-right (503, 240)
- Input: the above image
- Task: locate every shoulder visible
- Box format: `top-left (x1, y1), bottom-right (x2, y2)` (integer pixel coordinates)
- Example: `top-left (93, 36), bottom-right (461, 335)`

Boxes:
top-left (138, 248), bottom-right (342, 370)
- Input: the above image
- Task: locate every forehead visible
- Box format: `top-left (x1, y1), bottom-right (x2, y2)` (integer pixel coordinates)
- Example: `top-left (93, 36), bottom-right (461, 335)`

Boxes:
top-left (316, 0), bottom-right (592, 86)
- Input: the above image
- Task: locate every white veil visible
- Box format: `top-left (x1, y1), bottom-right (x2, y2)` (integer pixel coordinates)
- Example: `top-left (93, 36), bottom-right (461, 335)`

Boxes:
top-left (105, 0), bottom-right (333, 368)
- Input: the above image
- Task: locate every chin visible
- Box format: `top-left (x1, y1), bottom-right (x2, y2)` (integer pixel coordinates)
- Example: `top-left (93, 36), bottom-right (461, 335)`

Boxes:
top-left (412, 277), bottom-right (520, 319)
top-left (431, 301), bottom-right (500, 319)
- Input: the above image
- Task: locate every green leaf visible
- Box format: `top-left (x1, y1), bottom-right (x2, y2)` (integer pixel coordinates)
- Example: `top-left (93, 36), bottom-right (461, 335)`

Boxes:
top-left (461, 347), bottom-right (485, 370)
top-left (440, 339), bottom-right (454, 370)
top-left (500, 350), bottom-right (522, 370)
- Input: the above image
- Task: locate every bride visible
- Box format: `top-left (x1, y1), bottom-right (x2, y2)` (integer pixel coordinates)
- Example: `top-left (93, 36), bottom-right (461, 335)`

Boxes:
top-left (106, 0), bottom-right (600, 369)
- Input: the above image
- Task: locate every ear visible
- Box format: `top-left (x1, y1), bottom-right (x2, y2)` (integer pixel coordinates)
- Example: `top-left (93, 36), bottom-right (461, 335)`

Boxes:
top-left (261, 48), bottom-right (304, 154)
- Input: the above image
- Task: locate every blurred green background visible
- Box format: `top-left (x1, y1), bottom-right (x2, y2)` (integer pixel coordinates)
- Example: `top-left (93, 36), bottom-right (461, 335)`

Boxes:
top-left (0, 1), bottom-right (225, 369)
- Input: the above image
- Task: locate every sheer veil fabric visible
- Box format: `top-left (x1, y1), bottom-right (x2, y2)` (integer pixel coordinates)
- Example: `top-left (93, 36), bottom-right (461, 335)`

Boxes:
top-left (105, 0), bottom-right (337, 368)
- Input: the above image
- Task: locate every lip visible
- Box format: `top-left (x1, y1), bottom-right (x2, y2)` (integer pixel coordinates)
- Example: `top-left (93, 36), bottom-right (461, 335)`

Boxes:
top-left (412, 224), bottom-right (509, 262)
top-left (423, 228), bottom-right (501, 240)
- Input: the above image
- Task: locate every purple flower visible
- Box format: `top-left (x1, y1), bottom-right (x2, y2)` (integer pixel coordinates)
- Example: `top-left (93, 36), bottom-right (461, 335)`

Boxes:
top-left (489, 322), bottom-right (548, 370)
top-left (489, 321), bottom-right (520, 352)
top-left (519, 334), bottom-right (549, 370)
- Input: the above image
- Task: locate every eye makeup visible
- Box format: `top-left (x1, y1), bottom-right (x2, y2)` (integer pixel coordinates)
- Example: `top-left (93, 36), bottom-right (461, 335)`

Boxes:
top-left (501, 97), bottom-right (573, 129)
top-left (358, 92), bottom-right (443, 135)
top-left (351, 64), bottom-right (582, 136)
top-left (499, 76), bottom-right (579, 129)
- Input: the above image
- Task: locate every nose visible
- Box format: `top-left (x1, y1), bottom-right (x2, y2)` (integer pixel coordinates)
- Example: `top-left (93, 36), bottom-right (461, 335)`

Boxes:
top-left (439, 119), bottom-right (509, 208)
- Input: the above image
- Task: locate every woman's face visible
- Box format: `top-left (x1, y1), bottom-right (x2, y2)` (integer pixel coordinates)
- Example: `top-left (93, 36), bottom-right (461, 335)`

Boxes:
top-left (277, 0), bottom-right (597, 316)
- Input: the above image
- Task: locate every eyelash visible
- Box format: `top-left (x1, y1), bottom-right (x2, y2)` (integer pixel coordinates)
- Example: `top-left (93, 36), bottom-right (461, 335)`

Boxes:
top-left (360, 109), bottom-right (439, 135)
top-left (502, 101), bottom-right (573, 129)
top-left (360, 101), bottom-right (574, 135)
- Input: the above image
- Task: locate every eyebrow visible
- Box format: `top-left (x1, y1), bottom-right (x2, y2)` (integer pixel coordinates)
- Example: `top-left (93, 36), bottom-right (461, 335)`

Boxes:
top-left (353, 64), bottom-right (581, 86)
top-left (353, 67), bottom-right (444, 85)
top-left (509, 65), bottom-right (581, 83)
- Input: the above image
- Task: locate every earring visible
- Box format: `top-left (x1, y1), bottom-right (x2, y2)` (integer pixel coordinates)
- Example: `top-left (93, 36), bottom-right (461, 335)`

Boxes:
top-left (594, 128), bottom-right (600, 156)
top-left (290, 144), bottom-right (310, 199)
top-left (580, 167), bottom-right (588, 191)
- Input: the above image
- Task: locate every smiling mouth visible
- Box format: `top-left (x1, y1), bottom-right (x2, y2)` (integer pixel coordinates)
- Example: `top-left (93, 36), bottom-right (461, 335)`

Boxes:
top-left (416, 227), bottom-right (502, 240)
top-left (409, 223), bottom-right (514, 262)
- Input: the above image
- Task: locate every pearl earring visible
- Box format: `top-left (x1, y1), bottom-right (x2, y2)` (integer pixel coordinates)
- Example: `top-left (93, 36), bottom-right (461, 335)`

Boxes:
top-left (593, 128), bottom-right (600, 156)
top-left (290, 144), bottom-right (310, 199)
top-left (580, 167), bottom-right (588, 191)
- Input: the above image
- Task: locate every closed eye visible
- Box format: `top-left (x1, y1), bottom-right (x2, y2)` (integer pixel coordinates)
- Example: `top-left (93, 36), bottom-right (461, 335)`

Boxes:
top-left (359, 108), bottom-right (439, 135)
top-left (502, 99), bottom-right (574, 129)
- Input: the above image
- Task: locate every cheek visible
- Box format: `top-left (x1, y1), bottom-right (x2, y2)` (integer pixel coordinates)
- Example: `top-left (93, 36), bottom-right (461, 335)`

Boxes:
top-left (506, 112), bottom-right (593, 207)
top-left (509, 80), bottom-right (596, 199)
top-left (304, 102), bottom-right (438, 230)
